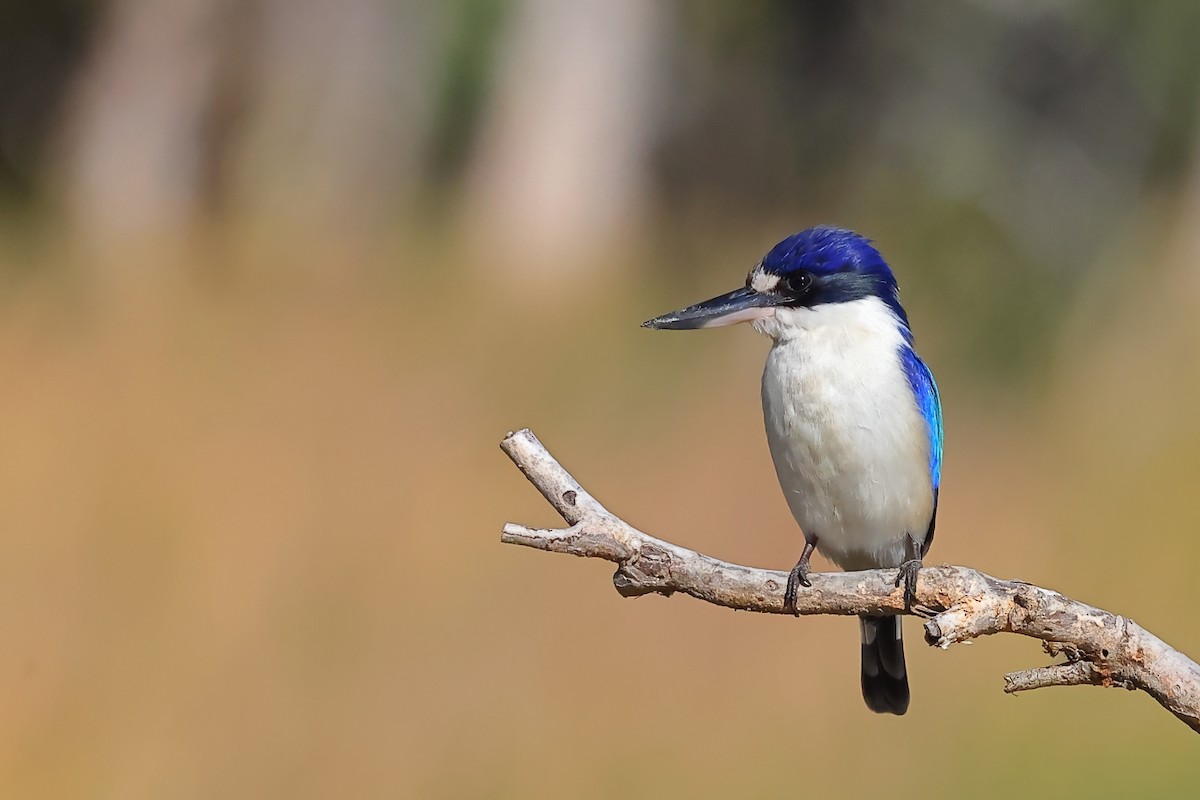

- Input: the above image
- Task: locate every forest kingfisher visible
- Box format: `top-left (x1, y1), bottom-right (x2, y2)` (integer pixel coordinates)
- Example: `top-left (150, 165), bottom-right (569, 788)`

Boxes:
top-left (642, 226), bottom-right (942, 715)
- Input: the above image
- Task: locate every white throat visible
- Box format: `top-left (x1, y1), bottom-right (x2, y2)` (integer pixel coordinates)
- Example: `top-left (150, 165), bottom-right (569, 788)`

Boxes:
top-left (752, 297), bottom-right (904, 343)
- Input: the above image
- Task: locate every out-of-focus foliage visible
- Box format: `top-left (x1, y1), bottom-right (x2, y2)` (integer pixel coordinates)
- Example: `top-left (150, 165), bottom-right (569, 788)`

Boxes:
top-left (5, 1), bottom-right (1200, 378)
top-left (0, 1), bottom-right (1197, 798)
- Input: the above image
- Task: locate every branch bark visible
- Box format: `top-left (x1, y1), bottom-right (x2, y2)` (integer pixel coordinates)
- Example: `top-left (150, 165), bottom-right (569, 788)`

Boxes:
top-left (499, 428), bottom-right (1200, 733)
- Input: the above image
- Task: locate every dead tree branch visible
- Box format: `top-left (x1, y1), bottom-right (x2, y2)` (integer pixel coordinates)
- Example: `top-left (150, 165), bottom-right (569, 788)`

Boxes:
top-left (499, 428), bottom-right (1200, 733)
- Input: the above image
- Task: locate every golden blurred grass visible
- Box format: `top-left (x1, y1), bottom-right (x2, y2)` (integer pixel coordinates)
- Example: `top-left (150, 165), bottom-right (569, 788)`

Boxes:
top-left (0, 239), bottom-right (1195, 798)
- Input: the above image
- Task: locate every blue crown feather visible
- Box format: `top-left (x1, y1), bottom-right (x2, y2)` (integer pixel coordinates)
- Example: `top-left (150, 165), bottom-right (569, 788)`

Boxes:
top-left (760, 226), bottom-right (910, 330)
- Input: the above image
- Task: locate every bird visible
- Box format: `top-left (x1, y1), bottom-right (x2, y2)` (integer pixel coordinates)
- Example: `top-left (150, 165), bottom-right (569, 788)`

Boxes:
top-left (642, 226), bottom-right (942, 715)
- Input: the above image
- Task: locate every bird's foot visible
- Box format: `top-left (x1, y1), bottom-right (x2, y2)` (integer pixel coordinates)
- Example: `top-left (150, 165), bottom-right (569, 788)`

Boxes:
top-left (895, 534), bottom-right (924, 609)
top-left (784, 562), bottom-right (810, 616)
top-left (895, 559), bottom-right (921, 610)
top-left (783, 539), bottom-right (817, 616)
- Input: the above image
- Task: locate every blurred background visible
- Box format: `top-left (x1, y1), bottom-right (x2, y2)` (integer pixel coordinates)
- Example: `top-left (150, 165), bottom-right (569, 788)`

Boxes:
top-left (0, 0), bottom-right (1198, 796)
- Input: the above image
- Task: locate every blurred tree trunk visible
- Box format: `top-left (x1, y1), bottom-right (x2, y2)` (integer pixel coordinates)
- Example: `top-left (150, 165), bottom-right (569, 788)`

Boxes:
top-left (54, 0), bottom-right (434, 281)
top-left (462, 0), bottom-right (665, 284)
top-left (55, 0), bottom-right (237, 252)
top-left (223, 0), bottom-right (432, 248)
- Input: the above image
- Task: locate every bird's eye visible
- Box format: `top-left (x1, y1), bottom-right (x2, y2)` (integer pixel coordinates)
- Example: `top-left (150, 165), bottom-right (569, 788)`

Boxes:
top-left (781, 272), bottom-right (813, 295)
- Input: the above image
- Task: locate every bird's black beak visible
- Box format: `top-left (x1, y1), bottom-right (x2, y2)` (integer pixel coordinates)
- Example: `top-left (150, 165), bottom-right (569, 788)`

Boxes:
top-left (642, 286), bottom-right (779, 330)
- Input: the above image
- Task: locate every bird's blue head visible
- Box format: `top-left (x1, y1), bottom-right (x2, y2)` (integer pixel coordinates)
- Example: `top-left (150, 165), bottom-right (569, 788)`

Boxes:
top-left (643, 226), bottom-right (910, 335)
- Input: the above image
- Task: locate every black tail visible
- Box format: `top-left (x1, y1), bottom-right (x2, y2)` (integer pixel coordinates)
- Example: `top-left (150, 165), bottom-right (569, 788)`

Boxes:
top-left (859, 615), bottom-right (909, 715)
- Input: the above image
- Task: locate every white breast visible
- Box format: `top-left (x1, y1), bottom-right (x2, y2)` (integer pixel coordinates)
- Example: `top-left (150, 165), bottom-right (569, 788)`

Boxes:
top-left (757, 297), bottom-right (934, 571)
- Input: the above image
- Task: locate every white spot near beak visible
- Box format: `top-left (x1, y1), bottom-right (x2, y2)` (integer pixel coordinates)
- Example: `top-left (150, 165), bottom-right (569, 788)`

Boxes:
top-left (750, 268), bottom-right (780, 294)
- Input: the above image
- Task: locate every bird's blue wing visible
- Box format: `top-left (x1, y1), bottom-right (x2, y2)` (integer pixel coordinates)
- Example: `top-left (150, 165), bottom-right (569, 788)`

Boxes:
top-left (900, 347), bottom-right (942, 489)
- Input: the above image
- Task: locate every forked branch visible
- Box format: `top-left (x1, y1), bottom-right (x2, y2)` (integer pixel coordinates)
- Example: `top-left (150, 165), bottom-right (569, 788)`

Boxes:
top-left (500, 428), bottom-right (1200, 732)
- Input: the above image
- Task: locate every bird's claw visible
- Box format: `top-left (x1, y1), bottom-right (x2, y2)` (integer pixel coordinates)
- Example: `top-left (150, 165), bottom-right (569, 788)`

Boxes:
top-left (784, 562), bottom-right (811, 616)
top-left (895, 559), bottom-right (921, 610)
